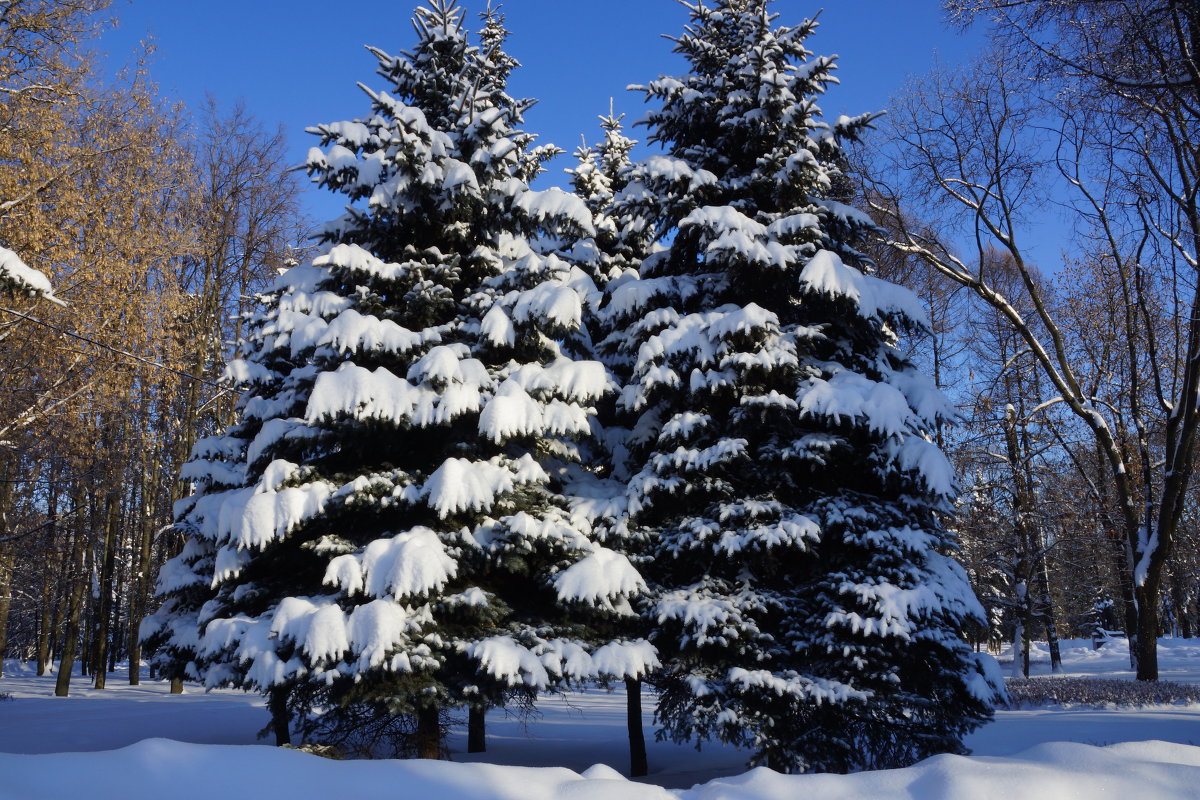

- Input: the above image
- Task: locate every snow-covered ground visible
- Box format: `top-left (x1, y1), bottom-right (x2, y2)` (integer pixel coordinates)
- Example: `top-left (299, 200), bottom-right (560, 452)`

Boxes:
top-left (1014, 636), bottom-right (1200, 684)
top-left (2, 638), bottom-right (1200, 799)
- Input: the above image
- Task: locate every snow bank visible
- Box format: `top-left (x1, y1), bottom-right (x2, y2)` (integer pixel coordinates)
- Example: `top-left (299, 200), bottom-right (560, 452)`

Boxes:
top-left (1, 738), bottom-right (1198, 800)
top-left (682, 741), bottom-right (1200, 800)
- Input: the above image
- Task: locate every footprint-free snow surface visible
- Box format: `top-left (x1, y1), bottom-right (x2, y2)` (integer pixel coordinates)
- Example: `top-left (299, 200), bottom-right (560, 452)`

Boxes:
top-left (2, 638), bottom-right (1200, 799)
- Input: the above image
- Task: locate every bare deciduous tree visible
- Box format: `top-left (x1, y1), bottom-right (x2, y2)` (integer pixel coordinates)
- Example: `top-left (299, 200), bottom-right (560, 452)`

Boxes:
top-left (863, 7), bottom-right (1200, 676)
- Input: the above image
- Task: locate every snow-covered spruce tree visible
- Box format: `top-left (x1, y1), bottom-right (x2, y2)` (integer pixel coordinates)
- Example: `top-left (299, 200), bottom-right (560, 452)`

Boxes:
top-left (605, 0), bottom-right (1005, 773)
top-left (565, 108), bottom-right (663, 777)
top-left (567, 106), bottom-right (651, 290)
top-left (144, 0), bottom-right (652, 758)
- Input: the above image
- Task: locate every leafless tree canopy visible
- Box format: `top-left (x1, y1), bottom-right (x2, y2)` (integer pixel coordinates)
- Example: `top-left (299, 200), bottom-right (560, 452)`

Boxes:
top-left (856, 0), bottom-right (1200, 679)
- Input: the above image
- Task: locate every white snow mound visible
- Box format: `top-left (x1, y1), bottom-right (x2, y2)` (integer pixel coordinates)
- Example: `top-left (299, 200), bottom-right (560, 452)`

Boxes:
top-left (1, 739), bottom-right (1199, 800)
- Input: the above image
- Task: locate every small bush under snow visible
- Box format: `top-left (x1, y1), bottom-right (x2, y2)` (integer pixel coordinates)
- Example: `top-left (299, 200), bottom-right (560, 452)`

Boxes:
top-left (1006, 677), bottom-right (1200, 708)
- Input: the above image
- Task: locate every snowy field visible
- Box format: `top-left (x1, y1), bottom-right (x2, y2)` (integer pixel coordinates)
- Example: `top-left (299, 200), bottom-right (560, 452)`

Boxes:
top-left (2, 639), bottom-right (1200, 799)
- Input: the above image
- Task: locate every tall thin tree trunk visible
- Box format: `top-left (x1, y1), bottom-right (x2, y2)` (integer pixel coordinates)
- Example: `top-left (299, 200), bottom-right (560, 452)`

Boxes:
top-left (36, 475), bottom-right (60, 676)
top-left (626, 677), bottom-right (648, 778)
top-left (467, 703), bottom-right (486, 753)
top-left (1009, 591), bottom-right (1026, 680)
top-left (92, 485), bottom-right (119, 690)
top-left (55, 490), bottom-right (89, 697)
top-left (0, 543), bottom-right (14, 677)
top-left (1035, 537), bottom-right (1062, 672)
top-left (0, 451), bottom-right (15, 677)
top-left (1171, 574), bottom-right (1193, 639)
top-left (127, 471), bottom-right (154, 685)
top-left (80, 488), bottom-right (96, 680)
top-left (1004, 405), bottom-right (1035, 679)
top-left (108, 585), bottom-right (122, 673)
top-left (36, 556), bottom-right (53, 675)
top-left (46, 547), bottom-right (68, 673)
top-left (1022, 614), bottom-right (1032, 677)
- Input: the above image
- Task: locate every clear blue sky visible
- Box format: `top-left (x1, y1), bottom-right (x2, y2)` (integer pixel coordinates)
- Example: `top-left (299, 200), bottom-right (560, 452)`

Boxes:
top-left (101, 1), bottom-right (986, 224)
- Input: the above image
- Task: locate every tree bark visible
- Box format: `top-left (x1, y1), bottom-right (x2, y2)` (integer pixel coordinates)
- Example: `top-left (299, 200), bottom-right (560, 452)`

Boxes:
top-left (1171, 574), bottom-right (1192, 639)
top-left (127, 479), bottom-right (154, 685)
top-left (92, 483), bottom-right (119, 690)
top-left (1135, 583), bottom-right (1161, 681)
top-left (415, 704), bottom-right (441, 759)
top-left (268, 686), bottom-right (291, 746)
top-left (1004, 404), bottom-right (1036, 679)
top-left (36, 557), bottom-right (52, 675)
top-left (45, 546), bottom-right (67, 674)
top-left (0, 451), bottom-right (15, 677)
top-left (1035, 538), bottom-right (1062, 672)
top-left (0, 543), bottom-right (14, 677)
top-left (467, 703), bottom-right (486, 753)
top-left (80, 488), bottom-right (95, 680)
top-left (1009, 600), bottom-right (1027, 679)
top-left (36, 476), bottom-right (60, 676)
top-left (107, 578), bottom-right (122, 674)
top-left (626, 677), bottom-right (648, 778)
top-left (55, 493), bottom-right (89, 697)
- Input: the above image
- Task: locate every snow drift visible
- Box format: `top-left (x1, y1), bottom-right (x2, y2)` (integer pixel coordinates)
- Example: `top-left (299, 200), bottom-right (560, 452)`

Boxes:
top-left (0, 738), bottom-right (1198, 800)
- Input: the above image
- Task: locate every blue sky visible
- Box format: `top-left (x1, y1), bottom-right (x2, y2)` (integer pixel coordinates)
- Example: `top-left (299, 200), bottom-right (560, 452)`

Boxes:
top-left (101, 1), bottom-right (986, 224)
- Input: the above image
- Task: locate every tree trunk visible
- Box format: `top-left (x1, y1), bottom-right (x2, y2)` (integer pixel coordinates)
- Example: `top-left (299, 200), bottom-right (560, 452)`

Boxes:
top-left (127, 515), bottom-right (154, 684)
top-left (35, 559), bottom-right (52, 676)
top-left (92, 485), bottom-right (119, 690)
top-left (107, 585), bottom-right (122, 674)
top-left (415, 704), bottom-right (441, 759)
top-left (1022, 617), bottom-right (1032, 677)
top-left (467, 703), bottom-right (486, 753)
top-left (1135, 583), bottom-right (1161, 681)
top-left (45, 547), bottom-right (68, 674)
top-left (625, 677), bottom-right (648, 778)
top-left (0, 451), bottom-right (15, 677)
top-left (1009, 591), bottom-right (1026, 680)
top-left (1035, 542), bottom-right (1062, 672)
top-left (1004, 404), bottom-right (1036, 680)
top-left (268, 686), bottom-right (291, 746)
top-left (170, 677), bottom-right (183, 694)
top-left (1043, 608), bottom-right (1062, 672)
top-left (55, 496), bottom-right (89, 697)
top-left (36, 478), bottom-right (60, 676)
top-left (0, 543), bottom-right (14, 677)
top-left (1097, 445), bottom-right (1139, 660)
top-left (80, 488), bottom-right (96, 680)
top-left (1110, 535), bottom-right (1138, 667)
top-left (1172, 574), bottom-right (1193, 639)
